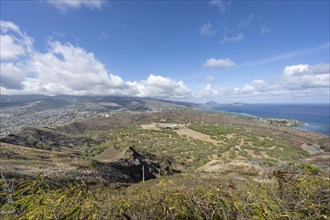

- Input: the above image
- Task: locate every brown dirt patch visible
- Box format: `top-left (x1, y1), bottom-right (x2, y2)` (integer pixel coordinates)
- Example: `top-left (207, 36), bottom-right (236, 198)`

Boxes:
top-left (94, 146), bottom-right (125, 162)
top-left (198, 159), bottom-right (264, 176)
top-left (140, 123), bottom-right (219, 145)
top-left (300, 144), bottom-right (324, 155)
top-left (140, 123), bottom-right (160, 130)
top-left (175, 128), bottom-right (220, 145)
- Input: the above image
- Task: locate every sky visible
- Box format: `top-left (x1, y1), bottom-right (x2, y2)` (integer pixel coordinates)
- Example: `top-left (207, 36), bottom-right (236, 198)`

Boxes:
top-left (0, 0), bottom-right (329, 103)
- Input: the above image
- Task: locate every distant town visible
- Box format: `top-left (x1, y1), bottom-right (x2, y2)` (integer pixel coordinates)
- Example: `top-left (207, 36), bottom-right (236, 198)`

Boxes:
top-left (0, 95), bottom-right (196, 137)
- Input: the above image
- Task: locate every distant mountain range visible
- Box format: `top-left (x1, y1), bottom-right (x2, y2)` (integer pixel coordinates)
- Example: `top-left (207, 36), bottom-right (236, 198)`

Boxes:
top-left (0, 95), bottom-right (198, 112)
top-left (0, 95), bottom-right (199, 136)
top-left (205, 101), bottom-right (219, 105)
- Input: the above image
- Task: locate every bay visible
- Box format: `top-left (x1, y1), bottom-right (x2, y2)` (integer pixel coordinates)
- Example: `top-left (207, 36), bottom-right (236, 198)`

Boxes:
top-left (210, 104), bottom-right (330, 136)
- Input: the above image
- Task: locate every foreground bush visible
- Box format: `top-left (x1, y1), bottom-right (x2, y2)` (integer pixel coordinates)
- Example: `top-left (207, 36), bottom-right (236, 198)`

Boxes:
top-left (1, 165), bottom-right (329, 219)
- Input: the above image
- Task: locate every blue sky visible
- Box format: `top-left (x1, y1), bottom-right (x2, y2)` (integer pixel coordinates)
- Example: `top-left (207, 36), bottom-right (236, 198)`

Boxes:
top-left (0, 0), bottom-right (329, 103)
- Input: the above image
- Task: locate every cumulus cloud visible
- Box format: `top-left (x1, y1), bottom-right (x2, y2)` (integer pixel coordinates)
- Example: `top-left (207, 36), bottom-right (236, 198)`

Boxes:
top-left (1, 40), bottom-right (128, 95)
top-left (1, 21), bottom-right (328, 101)
top-left (220, 33), bottom-right (244, 44)
top-left (198, 64), bottom-right (329, 100)
top-left (0, 21), bottom-right (33, 59)
top-left (0, 62), bottom-right (26, 89)
top-left (0, 35), bottom-right (25, 59)
top-left (204, 58), bottom-right (235, 68)
top-left (0, 20), bottom-right (190, 98)
top-left (283, 64), bottom-right (309, 76)
top-left (199, 22), bottom-right (216, 37)
top-left (46, 0), bottom-right (107, 12)
top-left (1, 40), bottom-right (190, 97)
top-left (127, 75), bottom-right (190, 98)
top-left (197, 84), bottom-right (223, 97)
top-left (281, 64), bottom-right (330, 89)
top-left (210, 0), bottom-right (232, 13)
top-left (198, 80), bottom-right (267, 99)
top-left (24, 41), bottom-right (128, 95)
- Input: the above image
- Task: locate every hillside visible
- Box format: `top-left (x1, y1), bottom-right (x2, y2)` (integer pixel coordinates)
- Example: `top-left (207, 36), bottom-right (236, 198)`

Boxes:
top-left (1, 110), bottom-right (329, 219)
top-left (1, 110), bottom-right (329, 179)
top-left (0, 95), bottom-right (198, 137)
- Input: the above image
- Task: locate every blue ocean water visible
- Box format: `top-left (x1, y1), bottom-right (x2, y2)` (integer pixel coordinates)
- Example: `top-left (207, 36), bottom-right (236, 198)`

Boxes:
top-left (210, 104), bottom-right (330, 136)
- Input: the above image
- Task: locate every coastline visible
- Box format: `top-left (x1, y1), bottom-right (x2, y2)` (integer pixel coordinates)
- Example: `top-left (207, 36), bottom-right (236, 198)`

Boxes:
top-left (200, 103), bottom-right (329, 136)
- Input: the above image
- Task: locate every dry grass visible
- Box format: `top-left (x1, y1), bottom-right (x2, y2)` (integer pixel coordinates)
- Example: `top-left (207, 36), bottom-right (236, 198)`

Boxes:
top-left (93, 146), bottom-right (125, 162)
top-left (175, 127), bottom-right (220, 145)
top-left (198, 159), bottom-right (264, 176)
top-left (0, 143), bottom-right (88, 178)
top-left (1, 111), bottom-right (329, 184)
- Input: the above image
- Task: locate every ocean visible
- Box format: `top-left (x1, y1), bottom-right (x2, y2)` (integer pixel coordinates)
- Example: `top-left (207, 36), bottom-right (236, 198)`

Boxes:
top-left (210, 104), bottom-right (330, 136)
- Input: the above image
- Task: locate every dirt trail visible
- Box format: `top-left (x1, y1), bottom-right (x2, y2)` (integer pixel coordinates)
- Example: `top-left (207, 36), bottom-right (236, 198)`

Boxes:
top-left (175, 128), bottom-right (219, 145)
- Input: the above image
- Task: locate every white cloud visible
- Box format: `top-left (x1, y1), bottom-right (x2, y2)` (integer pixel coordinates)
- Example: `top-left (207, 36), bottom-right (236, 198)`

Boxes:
top-left (1, 39), bottom-right (190, 98)
top-left (1, 40), bottom-right (127, 96)
top-left (0, 62), bottom-right (26, 89)
top-left (127, 75), bottom-right (190, 98)
top-left (220, 33), bottom-right (244, 44)
top-left (210, 0), bottom-right (232, 13)
top-left (2, 21), bottom-right (328, 102)
top-left (0, 35), bottom-right (25, 59)
top-left (283, 64), bottom-right (309, 76)
top-left (0, 21), bottom-right (33, 59)
top-left (199, 84), bottom-right (222, 97)
top-left (204, 58), bottom-right (235, 68)
top-left (281, 64), bottom-right (330, 89)
top-left (0, 20), bottom-right (190, 98)
top-left (197, 64), bottom-right (329, 100)
top-left (46, 0), bottom-right (107, 13)
top-left (199, 22), bottom-right (216, 37)
top-left (251, 79), bottom-right (266, 87)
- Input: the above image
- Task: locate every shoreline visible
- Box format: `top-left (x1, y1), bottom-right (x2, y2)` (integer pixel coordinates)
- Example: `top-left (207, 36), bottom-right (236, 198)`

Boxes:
top-left (199, 105), bottom-right (329, 136)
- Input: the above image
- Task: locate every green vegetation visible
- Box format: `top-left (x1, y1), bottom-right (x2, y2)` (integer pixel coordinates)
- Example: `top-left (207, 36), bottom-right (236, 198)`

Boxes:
top-left (1, 163), bottom-right (329, 219)
top-left (84, 122), bottom-right (311, 173)
top-left (86, 126), bottom-right (218, 170)
top-left (1, 111), bottom-right (329, 219)
top-left (188, 122), bottom-right (309, 162)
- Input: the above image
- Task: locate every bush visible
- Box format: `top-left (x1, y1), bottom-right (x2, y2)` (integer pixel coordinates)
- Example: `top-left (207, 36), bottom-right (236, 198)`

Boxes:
top-left (1, 166), bottom-right (329, 220)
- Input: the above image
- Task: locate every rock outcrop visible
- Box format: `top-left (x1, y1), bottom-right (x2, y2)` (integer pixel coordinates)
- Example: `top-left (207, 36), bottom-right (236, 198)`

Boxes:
top-left (0, 126), bottom-right (101, 150)
top-left (72, 147), bottom-right (180, 183)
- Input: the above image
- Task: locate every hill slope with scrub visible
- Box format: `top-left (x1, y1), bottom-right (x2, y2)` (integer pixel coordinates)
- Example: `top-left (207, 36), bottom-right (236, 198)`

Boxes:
top-left (1, 111), bottom-right (329, 219)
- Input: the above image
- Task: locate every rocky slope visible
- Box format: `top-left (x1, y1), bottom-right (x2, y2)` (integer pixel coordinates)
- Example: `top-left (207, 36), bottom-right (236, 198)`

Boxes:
top-left (0, 126), bottom-right (102, 150)
top-left (77, 147), bottom-right (179, 183)
top-left (0, 142), bottom-right (179, 184)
